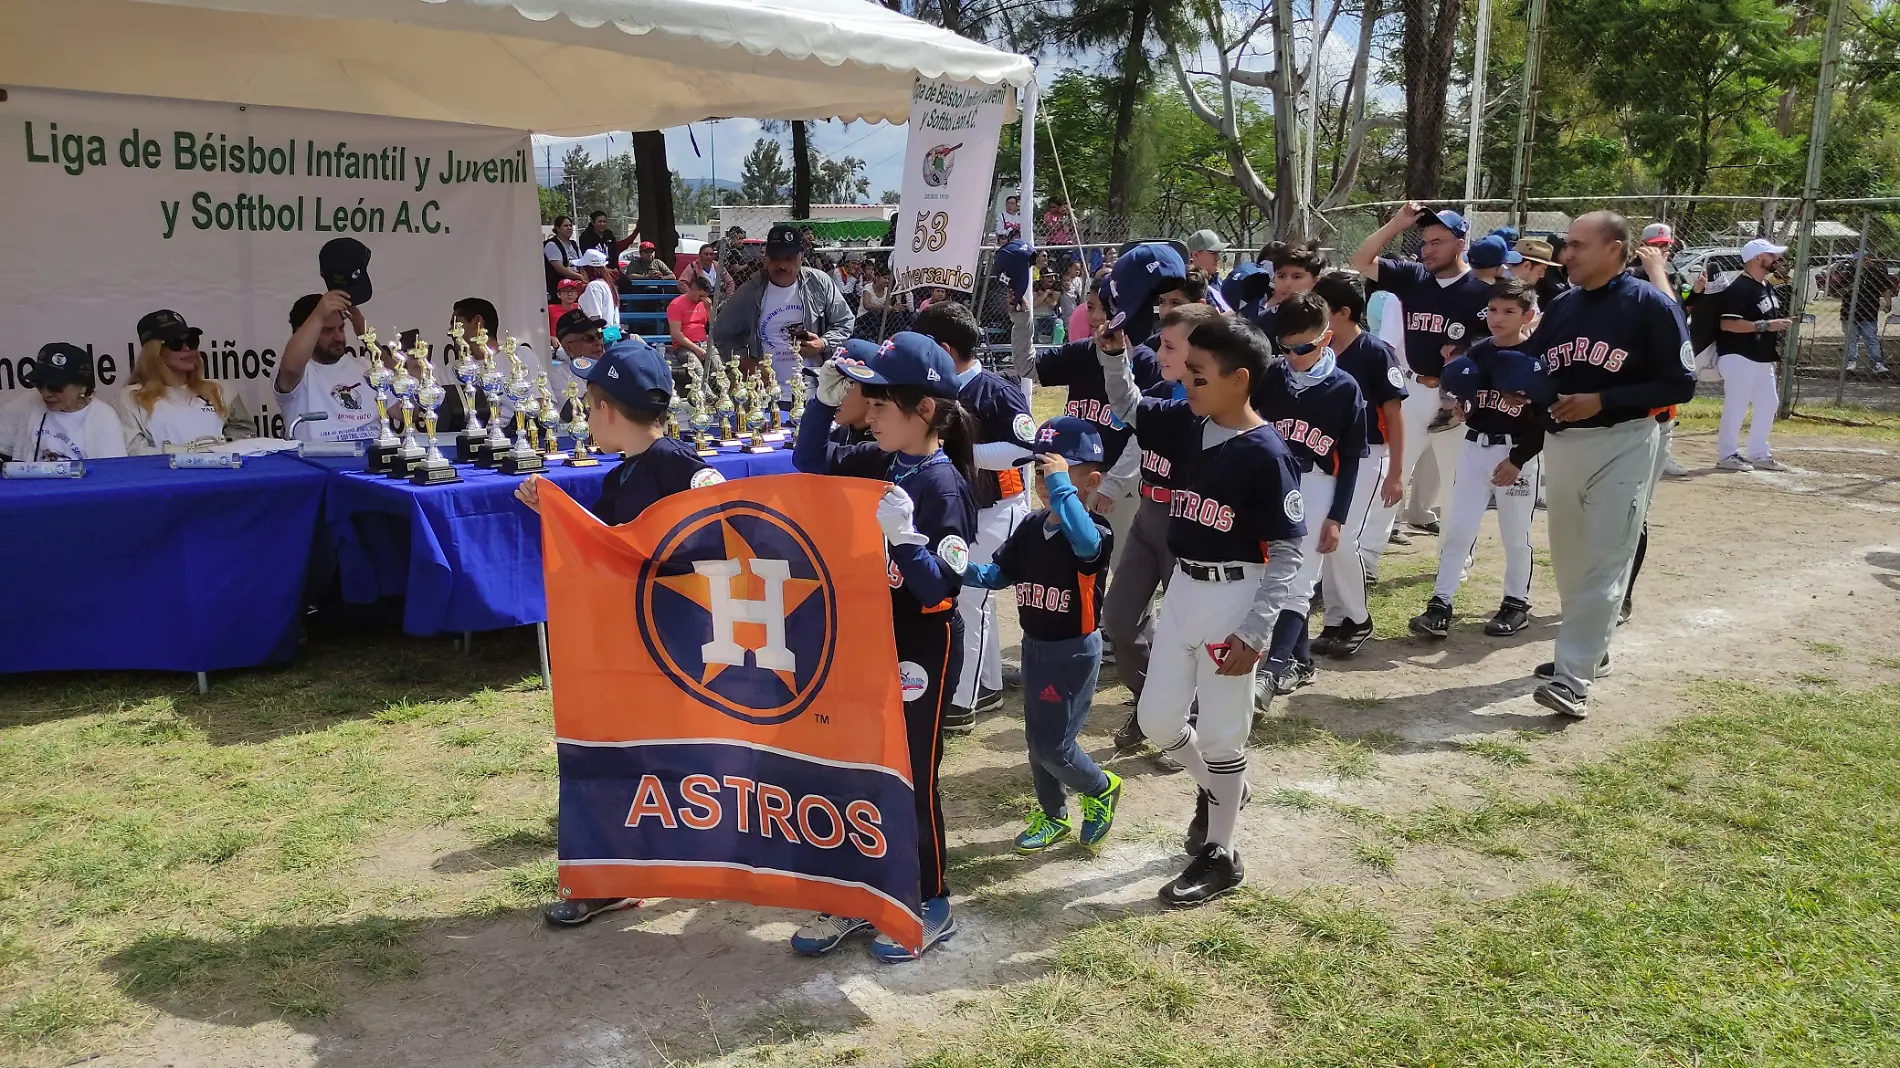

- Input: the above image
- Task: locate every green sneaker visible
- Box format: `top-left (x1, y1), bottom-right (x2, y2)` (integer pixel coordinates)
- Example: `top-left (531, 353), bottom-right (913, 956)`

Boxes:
top-left (1013, 811), bottom-right (1075, 854)
top-left (1079, 771), bottom-right (1124, 848)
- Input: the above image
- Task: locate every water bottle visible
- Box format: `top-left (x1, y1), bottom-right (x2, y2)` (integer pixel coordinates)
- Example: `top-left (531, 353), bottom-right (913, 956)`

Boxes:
top-left (1053, 319), bottom-right (1067, 346)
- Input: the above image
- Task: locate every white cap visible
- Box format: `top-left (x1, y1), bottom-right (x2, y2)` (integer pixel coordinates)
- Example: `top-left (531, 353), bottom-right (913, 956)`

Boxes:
top-left (1640, 222), bottom-right (1674, 245)
top-left (577, 248), bottom-right (611, 268)
top-left (1741, 238), bottom-right (1787, 263)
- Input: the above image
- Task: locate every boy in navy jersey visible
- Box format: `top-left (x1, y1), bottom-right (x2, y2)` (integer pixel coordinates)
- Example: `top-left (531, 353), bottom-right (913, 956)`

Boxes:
top-left (1099, 314), bottom-right (1308, 907)
top-left (1254, 292), bottom-right (1367, 697)
top-left (1244, 240), bottom-right (1325, 340)
top-left (1518, 212), bottom-right (1694, 719)
top-left (1409, 279), bottom-right (1546, 641)
top-left (514, 336), bottom-right (724, 927)
top-left (913, 301), bottom-right (1036, 730)
top-left (1310, 274), bottom-right (1407, 658)
top-left (964, 418), bottom-right (1124, 854)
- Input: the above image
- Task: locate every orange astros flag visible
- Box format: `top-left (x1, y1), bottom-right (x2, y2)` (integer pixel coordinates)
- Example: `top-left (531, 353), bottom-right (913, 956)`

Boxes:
top-left (539, 473), bottom-right (921, 950)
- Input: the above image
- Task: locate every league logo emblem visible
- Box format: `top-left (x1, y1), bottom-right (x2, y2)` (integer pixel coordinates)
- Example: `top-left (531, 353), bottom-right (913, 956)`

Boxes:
top-left (921, 143), bottom-right (963, 188)
top-left (332, 383), bottom-right (364, 411)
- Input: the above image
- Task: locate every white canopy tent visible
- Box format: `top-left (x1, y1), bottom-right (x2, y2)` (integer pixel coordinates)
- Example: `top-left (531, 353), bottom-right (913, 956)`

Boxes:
top-left (0, 0), bottom-right (1034, 129)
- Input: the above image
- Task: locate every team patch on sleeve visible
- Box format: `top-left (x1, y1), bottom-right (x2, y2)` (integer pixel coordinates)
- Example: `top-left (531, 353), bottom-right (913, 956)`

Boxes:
top-left (1446, 322), bottom-right (1466, 341)
top-left (1012, 413), bottom-right (1037, 443)
top-left (936, 535), bottom-right (970, 574)
top-left (690, 468), bottom-right (726, 489)
top-left (1283, 489), bottom-right (1306, 523)
top-left (1679, 342), bottom-right (1695, 371)
top-left (1386, 365), bottom-right (1405, 389)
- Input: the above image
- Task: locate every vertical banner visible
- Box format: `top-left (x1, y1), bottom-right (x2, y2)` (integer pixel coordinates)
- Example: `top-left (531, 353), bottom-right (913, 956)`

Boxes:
top-left (0, 86), bottom-right (544, 437)
top-left (889, 77), bottom-right (1010, 295)
top-left (541, 473), bottom-right (923, 950)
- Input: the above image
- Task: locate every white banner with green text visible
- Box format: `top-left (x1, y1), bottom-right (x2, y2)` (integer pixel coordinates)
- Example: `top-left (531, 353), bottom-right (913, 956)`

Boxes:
top-left (888, 78), bottom-right (1008, 296)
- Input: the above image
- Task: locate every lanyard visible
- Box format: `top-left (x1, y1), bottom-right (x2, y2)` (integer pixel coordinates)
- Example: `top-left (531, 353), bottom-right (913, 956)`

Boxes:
top-left (890, 450), bottom-right (948, 485)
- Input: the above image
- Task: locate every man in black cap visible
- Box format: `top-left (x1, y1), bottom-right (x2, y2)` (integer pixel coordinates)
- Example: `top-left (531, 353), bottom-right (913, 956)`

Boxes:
top-left (3, 344), bottom-right (126, 461)
top-left (278, 290), bottom-right (379, 443)
top-left (711, 224), bottom-right (855, 408)
top-left (319, 238), bottom-right (374, 305)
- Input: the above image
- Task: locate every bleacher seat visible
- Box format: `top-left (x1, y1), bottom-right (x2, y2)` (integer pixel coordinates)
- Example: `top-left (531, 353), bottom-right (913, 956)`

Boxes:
top-left (618, 278), bottom-right (677, 343)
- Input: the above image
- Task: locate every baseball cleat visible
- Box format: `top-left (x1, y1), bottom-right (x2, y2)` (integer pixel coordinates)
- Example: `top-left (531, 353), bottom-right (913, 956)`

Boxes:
top-left (1534, 681), bottom-right (1589, 719)
top-left (1311, 624), bottom-right (1344, 657)
top-left (1330, 618), bottom-right (1375, 658)
top-left (544, 897), bottom-right (639, 927)
top-left (1113, 711), bottom-right (1145, 751)
top-left (1272, 660), bottom-right (1317, 695)
top-left (973, 686), bottom-right (1005, 714)
top-left (1160, 845), bottom-right (1246, 908)
top-left (1485, 598), bottom-right (1531, 637)
top-left (1409, 597), bottom-right (1453, 639)
top-left (870, 896), bottom-right (956, 963)
top-left (791, 913), bottom-right (873, 956)
top-left (1748, 455), bottom-right (1788, 471)
top-left (1535, 654), bottom-right (1611, 680)
top-left (942, 705), bottom-right (976, 733)
top-left (1716, 454), bottom-right (1754, 472)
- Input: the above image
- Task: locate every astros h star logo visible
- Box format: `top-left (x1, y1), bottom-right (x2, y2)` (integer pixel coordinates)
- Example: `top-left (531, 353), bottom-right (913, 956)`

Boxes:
top-left (637, 502), bottom-right (838, 725)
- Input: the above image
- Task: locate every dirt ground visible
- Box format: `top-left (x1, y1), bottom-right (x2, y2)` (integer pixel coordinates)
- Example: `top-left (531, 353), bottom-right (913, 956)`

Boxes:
top-left (71, 425), bottom-right (1900, 1068)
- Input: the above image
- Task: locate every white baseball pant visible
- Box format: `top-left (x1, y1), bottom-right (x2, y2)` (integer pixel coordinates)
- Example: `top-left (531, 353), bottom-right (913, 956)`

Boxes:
top-left (1716, 354), bottom-right (1779, 462)
top-left (953, 493), bottom-right (1030, 708)
top-left (1544, 419), bottom-right (1659, 697)
top-left (1361, 381), bottom-right (1441, 579)
top-left (1137, 562), bottom-right (1263, 851)
top-left (1434, 437), bottom-right (1540, 605)
top-left (1321, 444), bottom-right (1388, 627)
top-left (1280, 470), bottom-right (1337, 620)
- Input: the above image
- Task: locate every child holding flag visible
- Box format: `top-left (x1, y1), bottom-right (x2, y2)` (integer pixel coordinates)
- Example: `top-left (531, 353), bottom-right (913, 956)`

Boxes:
top-left (961, 417), bottom-right (1123, 854)
top-left (790, 333), bottom-right (979, 963)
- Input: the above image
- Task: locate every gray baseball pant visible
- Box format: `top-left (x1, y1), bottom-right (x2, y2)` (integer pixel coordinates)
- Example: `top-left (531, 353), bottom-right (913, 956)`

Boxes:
top-left (1544, 418), bottom-right (1660, 697)
top-left (1101, 495), bottom-right (1175, 700)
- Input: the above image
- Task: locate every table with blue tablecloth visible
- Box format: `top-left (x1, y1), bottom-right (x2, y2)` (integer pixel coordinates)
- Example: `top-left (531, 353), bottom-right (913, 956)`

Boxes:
top-left (0, 454), bottom-right (329, 676)
top-left (313, 445), bottom-right (799, 637)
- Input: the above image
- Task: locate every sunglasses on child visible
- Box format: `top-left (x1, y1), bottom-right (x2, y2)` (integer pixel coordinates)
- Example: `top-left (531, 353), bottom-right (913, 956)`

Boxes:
top-left (162, 330), bottom-right (204, 351)
top-left (1281, 338), bottom-right (1324, 356)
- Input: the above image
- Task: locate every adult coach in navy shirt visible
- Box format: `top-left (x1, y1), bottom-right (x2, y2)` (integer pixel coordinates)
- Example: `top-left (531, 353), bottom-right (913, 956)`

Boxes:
top-left (1517, 211), bottom-right (1694, 720)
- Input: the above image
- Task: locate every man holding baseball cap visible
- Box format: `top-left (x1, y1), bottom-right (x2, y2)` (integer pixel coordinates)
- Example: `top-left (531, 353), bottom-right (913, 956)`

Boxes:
top-left (1713, 237), bottom-right (1792, 472)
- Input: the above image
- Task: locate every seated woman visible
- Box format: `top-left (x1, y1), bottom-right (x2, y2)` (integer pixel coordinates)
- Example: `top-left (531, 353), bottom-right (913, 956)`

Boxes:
top-left (2, 344), bottom-right (127, 462)
top-left (114, 310), bottom-right (254, 453)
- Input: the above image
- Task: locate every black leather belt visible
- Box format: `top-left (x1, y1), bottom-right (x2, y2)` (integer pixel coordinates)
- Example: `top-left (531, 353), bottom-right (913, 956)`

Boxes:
top-left (1178, 561), bottom-right (1250, 582)
top-left (1466, 429), bottom-right (1516, 447)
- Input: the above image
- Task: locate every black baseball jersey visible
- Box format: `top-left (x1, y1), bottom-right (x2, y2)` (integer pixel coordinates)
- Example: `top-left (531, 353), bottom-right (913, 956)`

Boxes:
top-left (1716, 273), bottom-right (1783, 363)
top-left (991, 511), bottom-right (1113, 642)
top-left (1333, 331), bottom-right (1409, 447)
top-left (591, 437), bottom-right (723, 526)
top-left (1371, 258), bottom-right (1493, 378)
top-left (1250, 361), bottom-right (1367, 524)
top-left (830, 444), bottom-right (978, 616)
top-left (1133, 398), bottom-right (1307, 563)
top-left (1034, 340), bottom-right (1162, 469)
top-left (958, 367), bottom-right (1034, 509)
top-left (1461, 338), bottom-right (1547, 467)
top-left (1521, 273), bottom-right (1695, 431)
top-left (1138, 379), bottom-right (1187, 492)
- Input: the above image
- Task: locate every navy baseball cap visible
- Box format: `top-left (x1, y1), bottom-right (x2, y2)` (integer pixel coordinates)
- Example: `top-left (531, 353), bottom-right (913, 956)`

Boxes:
top-left (1492, 348), bottom-right (1557, 405)
top-left (994, 239), bottom-right (1034, 302)
top-left (1489, 226), bottom-right (1520, 247)
top-left (27, 343), bottom-right (93, 390)
top-left (765, 224), bottom-right (803, 258)
top-left (1419, 208), bottom-right (1470, 238)
top-left (1222, 260), bottom-right (1273, 309)
top-left (838, 331), bottom-right (959, 399)
top-left (572, 336), bottom-right (673, 412)
top-left (1469, 235), bottom-right (1523, 269)
top-left (1440, 355), bottom-right (1482, 403)
top-left (319, 237), bottom-right (373, 305)
top-left (1107, 242), bottom-right (1188, 339)
top-left (1030, 416), bottom-right (1105, 465)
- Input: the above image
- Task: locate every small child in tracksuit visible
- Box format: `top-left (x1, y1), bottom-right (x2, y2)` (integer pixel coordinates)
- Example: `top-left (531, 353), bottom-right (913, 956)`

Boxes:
top-left (963, 417), bottom-right (1123, 854)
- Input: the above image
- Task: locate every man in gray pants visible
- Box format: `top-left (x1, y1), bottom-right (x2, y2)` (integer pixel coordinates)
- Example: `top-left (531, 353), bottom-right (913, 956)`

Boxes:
top-left (1518, 212), bottom-right (1695, 718)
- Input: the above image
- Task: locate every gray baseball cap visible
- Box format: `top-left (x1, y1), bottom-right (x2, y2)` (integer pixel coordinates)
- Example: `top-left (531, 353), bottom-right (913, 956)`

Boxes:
top-left (1184, 229), bottom-right (1231, 253)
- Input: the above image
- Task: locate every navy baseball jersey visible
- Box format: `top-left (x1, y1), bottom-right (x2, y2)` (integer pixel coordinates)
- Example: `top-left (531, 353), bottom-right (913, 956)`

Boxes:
top-left (1371, 258), bottom-right (1492, 378)
top-left (1461, 338), bottom-right (1547, 466)
top-left (1132, 398), bottom-right (1308, 562)
top-left (831, 444), bottom-right (979, 615)
top-left (828, 423), bottom-right (875, 447)
top-left (1333, 331), bottom-right (1409, 446)
top-left (1034, 340), bottom-right (1162, 469)
top-left (958, 367), bottom-right (1035, 509)
top-left (1521, 273), bottom-right (1695, 430)
top-left (1250, 361), bottom-right (1367, 523)
top-left (991, 511), bottom-right (1114, 642)
top-left (1137, 379), bottom-right (1187, 492)
top-left (1716, 273), bottom-right (1782, 363)
top-left (591, 437), bottom-right (723, 526)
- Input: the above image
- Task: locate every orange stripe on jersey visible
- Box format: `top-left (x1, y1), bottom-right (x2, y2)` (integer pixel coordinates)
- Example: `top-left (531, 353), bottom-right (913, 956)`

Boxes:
top-left (996, 467), bottom-right (1025, 499)
top-left (1376, 405), bottom-right (1390, 443)
top-left (920, 598), bottom-right (955, 613)
top-left (1649, 404), bottom-right (1677, 420)
top-left (1077, 572), bottom-right (1098, 634)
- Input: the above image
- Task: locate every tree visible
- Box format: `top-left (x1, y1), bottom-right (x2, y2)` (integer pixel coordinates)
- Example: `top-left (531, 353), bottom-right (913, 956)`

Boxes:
top-left (880, 188), bottom-right (903, 204)
top-left (537, 184), bottom-right (570, 224)
top-left (1399, 0), bottom-right (1463, 199)
top-left (739, 138), bottom-right (792, 203)
top-left (791, 121), bottom-right (813, 218)
top-left (812, 155), bottom-right (872, 204)
top-left (632, 131), bottom-right (677, 263)
top-left (559, 145), bottom-right (614, 220)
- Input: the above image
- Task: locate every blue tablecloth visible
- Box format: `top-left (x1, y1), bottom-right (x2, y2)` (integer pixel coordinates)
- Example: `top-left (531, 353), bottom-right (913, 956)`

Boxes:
top-left (0, 454), bottom-right (329, 675)
top-left (315, 445), bottom-right (798, 637)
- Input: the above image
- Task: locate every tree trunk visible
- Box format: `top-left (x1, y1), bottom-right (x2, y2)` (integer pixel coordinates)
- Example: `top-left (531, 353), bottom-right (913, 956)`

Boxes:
top-left (1401, 0), bottom-right (1462, 199)
top-left (1272, 0), bottom-right (1303, 237)
top-left (1321, 0), bottom-right (1384, 209)
top-left (632, 130), bottom-right (677, 265)
top-left (790, 121), bottom-right (812, 219)
top-left (1106, 6), bottom-right (1151, 219)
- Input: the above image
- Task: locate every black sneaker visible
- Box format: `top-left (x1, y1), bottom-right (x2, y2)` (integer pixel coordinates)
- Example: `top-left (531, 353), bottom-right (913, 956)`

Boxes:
top-left (1411, 519), bottom-right (1443, 536)
top-left (1113, 711), bottom-right (1145, 751)
top-left (1272, 660), bottom-right (1317, 696)
top-left (1387, 527), bottom-right (1412, 546)
top-left (943, 705), bottom-right (975, 733)
top-left (1330, 618), bottom-right (1375, 658)
top-left (1310, 624), bottom-right (1344, 657)
top-left (544, 897), bottom-right (638, 927)
top-left (1534, 654), bottom-right (1611, 680)
top-left (1409, 597), bottom-right (1453, 639)
top-left (1534, 681), bottom-right (1589, 719)
top-left (974, 686), bottom-right (1005, 714)
top-left (1485, 598), bottom-right (1531, 637)
top-left (1183, 788), bottom-right (1212, 856)
top-left (1159, 845), bottom-right (1246, 908)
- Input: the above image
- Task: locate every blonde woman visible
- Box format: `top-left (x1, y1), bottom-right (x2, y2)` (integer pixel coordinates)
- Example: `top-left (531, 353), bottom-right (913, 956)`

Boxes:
top-left (114, 310), bottom-right (254, 453)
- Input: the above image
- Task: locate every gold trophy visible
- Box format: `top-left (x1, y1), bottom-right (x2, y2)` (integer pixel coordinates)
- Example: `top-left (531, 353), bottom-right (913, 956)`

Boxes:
top-left (410, 363), bottom-right (462, 485)
top-left (563, 380), bottom-right (600, 467)
top-left (363, 326), bottom-right (403, 473)
top-left (685, 358), bottom-right (718, 456)
top-left (742, 368), bottom-right (774, 454)
top-left (451, 321), bottom-right (488, 463)
top-left (477, 333), bottom-right (512, 466)
top-left (387, 337), bottom-right (427, 478)
top-left (785, 363), bottom-right (808, 449)
top-left (713, 361), bottom-right (742, 446)
top-left (496, 340), bottom-right (545, 475)
top-left (761, 363), bottom-right (787, 441)
top-left (535, 373), bottom-right (567, 461)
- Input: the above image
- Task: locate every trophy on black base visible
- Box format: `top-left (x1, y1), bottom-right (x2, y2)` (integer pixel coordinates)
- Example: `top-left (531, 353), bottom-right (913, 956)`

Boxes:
top-left (410, 366), bottom-right (463, 485)
top-left (760, 364), bottom-right (788, 443)
top-left (785, 365), bottom-right (808, 449)
top-left (387, 340), bottom-right (427, 479)
top-left (536, 374), bottom-right (567, 463)
top-left (451, 323), bottom-right (488, 464)
top-left (363, 327), bottom-right (403, 474)
top-left (496, 349), bottom-right (545, 476)
top-left (715, 362), bottom-right (744, 447)
top-left (476, 334), bottom-right (512, 467)
top-left (742, 370), bottom-right (776, 454)
top-left (684, 358), bottom-right (718, 457)
top-left (563, 381), bottom-right (600, 467)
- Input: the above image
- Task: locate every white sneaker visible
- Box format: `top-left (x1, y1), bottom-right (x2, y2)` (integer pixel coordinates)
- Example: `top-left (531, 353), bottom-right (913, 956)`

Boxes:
top-left (1662, 456), bottom-right (1689, 477)
top-left (1716, 455), bottom-right (1754, 472)
top-left (1874, 364), bottom-right (1891, 374)
top-left (1749, 455), bottom-right (1788, 471)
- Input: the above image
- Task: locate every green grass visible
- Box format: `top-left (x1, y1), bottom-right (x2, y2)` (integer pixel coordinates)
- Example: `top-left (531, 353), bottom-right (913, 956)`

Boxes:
top-left (1677, 395), bottom-right (1900, 443)
top-left (1458, 738), bottom-right (1534, 767)
top-left (911, 682), bottom-right (1900, 1067)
